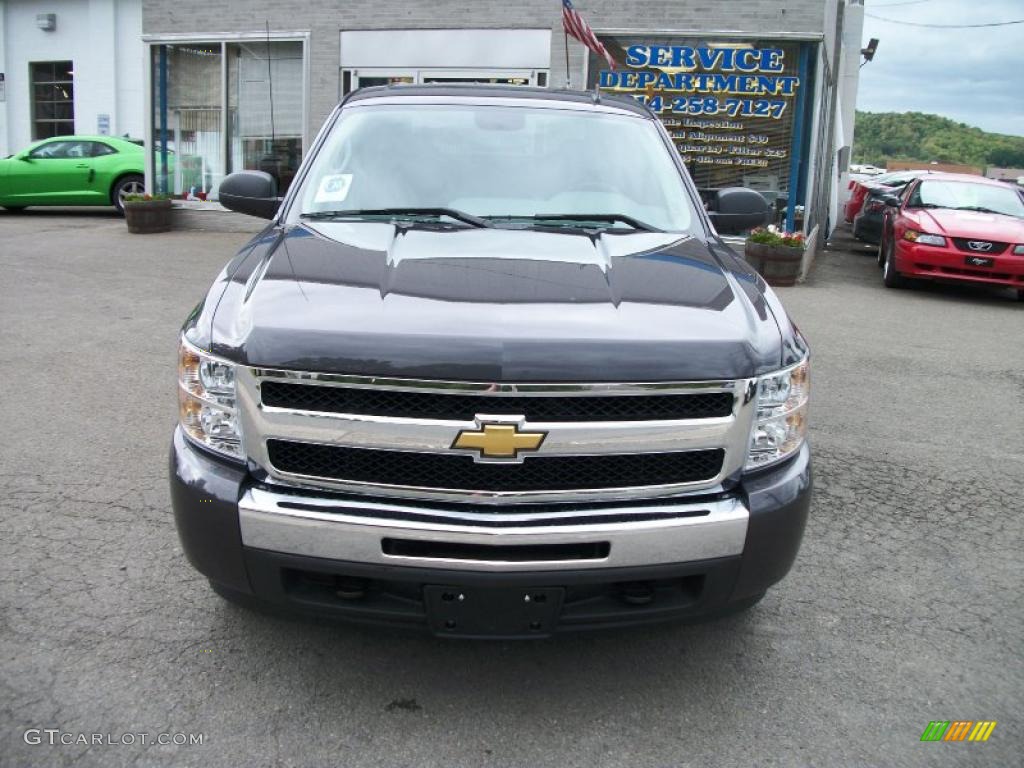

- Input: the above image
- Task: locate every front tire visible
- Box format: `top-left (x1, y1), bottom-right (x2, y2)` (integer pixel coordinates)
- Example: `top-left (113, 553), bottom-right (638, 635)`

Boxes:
top-left (3, 206), bottom-right (26, 213)
top-left (882, 239), bottom-right (908, 288)
top-left (112, 174), bottom-right (145, 215)
top-left (1017, 289), bottom-right (1024, 302)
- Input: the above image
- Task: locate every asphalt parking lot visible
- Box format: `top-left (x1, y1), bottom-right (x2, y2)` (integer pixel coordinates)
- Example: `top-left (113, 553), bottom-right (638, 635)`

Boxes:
top-left (1, 211), bottom-right (1021, 768)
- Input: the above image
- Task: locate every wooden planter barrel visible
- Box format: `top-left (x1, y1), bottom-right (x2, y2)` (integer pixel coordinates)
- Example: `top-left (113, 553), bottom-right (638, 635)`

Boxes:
top-left (124, 199), bottom-right (173, 234)
top-left (742, 240), bottom-right (804, 287)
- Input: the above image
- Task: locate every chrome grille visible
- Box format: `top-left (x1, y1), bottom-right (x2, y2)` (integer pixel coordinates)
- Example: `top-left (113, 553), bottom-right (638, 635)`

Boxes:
top-left (261, 381), bottom-right (735, 421)
top-left (267, 440), bottom-right (725, 493)
top-left (238, 368), bottom-right (757, 505)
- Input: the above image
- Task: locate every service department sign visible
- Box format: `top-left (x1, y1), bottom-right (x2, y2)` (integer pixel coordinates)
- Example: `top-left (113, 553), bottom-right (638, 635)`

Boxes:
top-left (587, 37), bottom-right (804, 195)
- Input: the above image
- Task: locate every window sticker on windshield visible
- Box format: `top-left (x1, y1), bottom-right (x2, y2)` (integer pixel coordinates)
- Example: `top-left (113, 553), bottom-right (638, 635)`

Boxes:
top-left (314, 174), bottom-right (353, 204)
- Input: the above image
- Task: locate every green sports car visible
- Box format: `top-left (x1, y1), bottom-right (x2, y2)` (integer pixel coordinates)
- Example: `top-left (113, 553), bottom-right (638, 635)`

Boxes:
top-left (0, 135), bottom-right (147, 214)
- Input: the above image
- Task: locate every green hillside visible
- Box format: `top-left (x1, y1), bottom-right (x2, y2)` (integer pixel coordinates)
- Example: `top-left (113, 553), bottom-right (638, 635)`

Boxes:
top-left (853, 111), bottom-right (1024, 169)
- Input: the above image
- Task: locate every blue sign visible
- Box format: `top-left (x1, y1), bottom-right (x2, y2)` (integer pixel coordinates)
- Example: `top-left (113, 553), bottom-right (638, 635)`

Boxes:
top-left (588, 38), bottom-right (804, 189)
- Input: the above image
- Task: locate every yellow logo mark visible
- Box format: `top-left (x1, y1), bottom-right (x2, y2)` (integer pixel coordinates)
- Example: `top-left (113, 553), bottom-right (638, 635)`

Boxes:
top-left (968, 721), bottom-right (997, 742)
top-left (452, 423), bottom-right (546, 459)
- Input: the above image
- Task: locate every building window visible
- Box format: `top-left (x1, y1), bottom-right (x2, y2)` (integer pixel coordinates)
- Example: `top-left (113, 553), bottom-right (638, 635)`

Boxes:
top-left (341, 69), bottom-right (539, 95)
top-left (338, 29), bottom-right (551, 96)
top-left (227, 41), bottom-right (305, 194)
top-left (31, 61), bottom-right (74, 140)
top-left (150, 39), bottom-right (307, 199)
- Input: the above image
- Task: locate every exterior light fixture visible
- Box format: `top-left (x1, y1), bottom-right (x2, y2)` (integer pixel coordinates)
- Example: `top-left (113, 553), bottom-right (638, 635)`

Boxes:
top-left (860, 38), bottom-right (879, 66)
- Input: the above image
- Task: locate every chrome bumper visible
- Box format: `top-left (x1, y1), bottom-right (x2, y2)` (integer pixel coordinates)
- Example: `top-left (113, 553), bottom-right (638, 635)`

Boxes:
top-left (238, 486), bottom-right (749, 572)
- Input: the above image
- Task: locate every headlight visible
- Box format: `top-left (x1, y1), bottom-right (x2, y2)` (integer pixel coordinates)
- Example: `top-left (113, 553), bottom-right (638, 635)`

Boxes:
top-left (178, 338), bottom-right (242, 459)
top-left (1013, 244), bottom-right (1024, 255)
top-left (745, 357), bottom-right (809, 471)
top-left (903, 230), bottom-right (946, 247)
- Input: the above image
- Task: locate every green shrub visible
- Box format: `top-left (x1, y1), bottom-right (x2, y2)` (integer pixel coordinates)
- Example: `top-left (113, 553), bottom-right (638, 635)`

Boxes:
top-left (123, 193), bottom-right (172, 203)
top-left (747, 226), bottom-right (805, 249)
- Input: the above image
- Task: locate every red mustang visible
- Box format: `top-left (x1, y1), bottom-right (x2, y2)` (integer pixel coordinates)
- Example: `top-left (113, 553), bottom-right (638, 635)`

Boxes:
top-left (879, 173), bottom-right (1024, 301)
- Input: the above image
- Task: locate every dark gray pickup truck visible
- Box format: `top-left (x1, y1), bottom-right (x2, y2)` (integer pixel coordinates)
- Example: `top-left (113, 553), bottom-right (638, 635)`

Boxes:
top-left (171, 85), bottom-right (811, 638)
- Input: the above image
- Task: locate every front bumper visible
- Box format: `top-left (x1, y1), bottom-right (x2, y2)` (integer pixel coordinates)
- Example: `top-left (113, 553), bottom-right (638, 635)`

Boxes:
top-left (170, 427), bottom-right (811, 635)
top-left (895, 240), bottom-right (1024, 289)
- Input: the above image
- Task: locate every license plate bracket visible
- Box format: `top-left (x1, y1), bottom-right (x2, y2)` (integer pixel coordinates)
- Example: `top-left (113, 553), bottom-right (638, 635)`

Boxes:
top-left (424, 585), bottom-right (564, 638)
top-left (964, 255), bottom-right (995, 268)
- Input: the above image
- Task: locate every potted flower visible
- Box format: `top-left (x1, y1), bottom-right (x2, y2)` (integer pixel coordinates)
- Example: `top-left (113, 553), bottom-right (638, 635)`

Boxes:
top-left (742, 225), bottom-right (806, 286)
top-left (123, 193), bottom-right (173, 234)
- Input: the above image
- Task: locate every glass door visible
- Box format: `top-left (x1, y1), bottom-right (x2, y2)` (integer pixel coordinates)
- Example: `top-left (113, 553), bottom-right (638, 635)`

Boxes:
top-left (227, 41), bottom-right (305, 194)
top-left (151, 43), bottom-right (223, 198)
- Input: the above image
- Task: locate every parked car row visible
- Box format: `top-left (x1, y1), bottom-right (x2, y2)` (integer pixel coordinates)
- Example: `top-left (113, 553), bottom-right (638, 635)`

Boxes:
top-left (845, 170), bottom-right (936, 237)
top-left (0, 135), bottom-right (149, 214)
top-left (849, 163), bottom-right (885, 176)
top-left (854, 177), bottom-right (940, 245)
top-left (877, 173), bottom-right (1024, 301)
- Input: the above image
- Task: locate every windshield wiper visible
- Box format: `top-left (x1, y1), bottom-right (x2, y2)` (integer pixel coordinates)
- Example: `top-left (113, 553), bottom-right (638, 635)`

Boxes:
top-left (301, 207), bottom-right (492, 228)
top-left (950, 205), bottom-right (1012, 216)
top-left (486, 213), bottom-right (662, 232)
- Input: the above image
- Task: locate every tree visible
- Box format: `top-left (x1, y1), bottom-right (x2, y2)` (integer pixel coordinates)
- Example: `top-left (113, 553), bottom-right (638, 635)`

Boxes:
top-left (986, 147), bottom-right (1024, 168)
top-left (853, 111), bottom-right (1024, 169)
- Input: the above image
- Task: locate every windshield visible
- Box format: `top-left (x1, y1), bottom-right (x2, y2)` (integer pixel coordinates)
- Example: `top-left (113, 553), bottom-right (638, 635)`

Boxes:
top-left (907, 179), bottom-right (1024, 218)
top-left (292, 104), bottom-right (696, 232)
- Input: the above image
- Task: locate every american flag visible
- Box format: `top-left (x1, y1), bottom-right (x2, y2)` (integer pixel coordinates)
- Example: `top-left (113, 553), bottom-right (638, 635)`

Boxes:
top-left (562, 0), bottom-right (616, 70)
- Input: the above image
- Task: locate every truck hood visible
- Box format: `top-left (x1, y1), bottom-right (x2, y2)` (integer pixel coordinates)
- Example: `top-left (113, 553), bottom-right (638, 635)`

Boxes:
top-left (208, 222), bottom-right (787, 381)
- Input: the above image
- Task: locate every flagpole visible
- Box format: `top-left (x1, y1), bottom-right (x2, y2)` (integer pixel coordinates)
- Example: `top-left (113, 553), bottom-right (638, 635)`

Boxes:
top-left (564, 29), bottom-right (571, 89)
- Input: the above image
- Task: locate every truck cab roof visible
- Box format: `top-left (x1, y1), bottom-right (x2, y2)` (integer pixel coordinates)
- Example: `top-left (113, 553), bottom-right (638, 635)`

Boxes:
top-left (344, 83), bottom-right (653, 118)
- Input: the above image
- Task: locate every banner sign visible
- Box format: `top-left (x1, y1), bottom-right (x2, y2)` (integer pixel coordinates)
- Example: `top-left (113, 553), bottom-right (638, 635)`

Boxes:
top-left (588, 37), bottom-right (803, 195)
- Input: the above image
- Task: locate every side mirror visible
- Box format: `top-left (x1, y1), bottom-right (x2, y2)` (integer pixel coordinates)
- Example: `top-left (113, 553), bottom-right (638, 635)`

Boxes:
top-left (219, 171), bottom-right (280, 219)
top-left (18, 154), bottom-right (33, 162)
top-left (880, 193), bottom-right (901, 208)
top-left (708, 187), bottom-right (772, 235)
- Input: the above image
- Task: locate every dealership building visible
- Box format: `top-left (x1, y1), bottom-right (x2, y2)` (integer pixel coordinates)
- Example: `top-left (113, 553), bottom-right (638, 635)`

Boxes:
top-left (1, 0), bottom-right (865, 252)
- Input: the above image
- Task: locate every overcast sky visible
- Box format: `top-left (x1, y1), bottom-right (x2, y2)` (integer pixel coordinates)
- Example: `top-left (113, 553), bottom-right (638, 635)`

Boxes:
top-left (857, 0), bottom-right (1024, 136)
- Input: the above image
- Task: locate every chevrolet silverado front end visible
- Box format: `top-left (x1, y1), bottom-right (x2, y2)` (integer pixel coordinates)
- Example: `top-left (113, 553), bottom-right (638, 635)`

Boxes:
top-left (170, 85), bottom-right (811, 638)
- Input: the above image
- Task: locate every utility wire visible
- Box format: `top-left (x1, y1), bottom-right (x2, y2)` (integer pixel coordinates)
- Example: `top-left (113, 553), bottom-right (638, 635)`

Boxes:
top-left (870, 0), bottom-right (932, 7)
top-left (865, 12), bottom-right (1024, 27)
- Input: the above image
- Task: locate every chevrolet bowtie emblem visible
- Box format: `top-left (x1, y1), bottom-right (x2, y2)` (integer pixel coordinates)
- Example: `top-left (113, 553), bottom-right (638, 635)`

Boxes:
top-left (452, 422), bottom-right (546, 461)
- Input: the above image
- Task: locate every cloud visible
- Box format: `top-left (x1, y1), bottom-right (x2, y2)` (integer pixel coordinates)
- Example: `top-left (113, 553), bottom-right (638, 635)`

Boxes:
top-left (858, 0), bottom-right (1024, 136)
